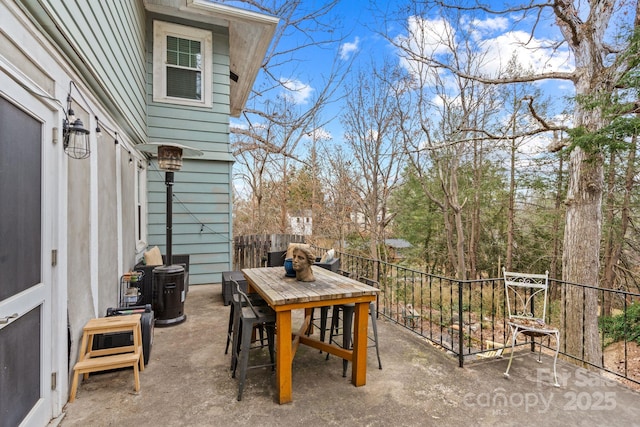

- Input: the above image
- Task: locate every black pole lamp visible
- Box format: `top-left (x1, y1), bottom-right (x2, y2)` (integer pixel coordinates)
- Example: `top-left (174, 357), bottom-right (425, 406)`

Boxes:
top-left (136, 142), bottom-right (203, 325)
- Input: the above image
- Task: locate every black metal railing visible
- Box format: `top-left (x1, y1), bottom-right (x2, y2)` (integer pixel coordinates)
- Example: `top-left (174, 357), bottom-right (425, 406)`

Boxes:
top-left (234, 243), bottom-right (639, 386)
top-left (311, 246), bottom-right (640, 387)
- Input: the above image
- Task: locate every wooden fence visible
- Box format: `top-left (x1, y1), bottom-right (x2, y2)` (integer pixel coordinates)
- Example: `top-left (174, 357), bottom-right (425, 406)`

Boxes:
top-left (233, 234), bottom-right (305, 270)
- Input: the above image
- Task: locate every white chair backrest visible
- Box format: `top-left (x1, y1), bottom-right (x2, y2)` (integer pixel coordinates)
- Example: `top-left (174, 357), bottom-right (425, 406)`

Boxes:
top-left (503, 268), bottom-right (550, 322)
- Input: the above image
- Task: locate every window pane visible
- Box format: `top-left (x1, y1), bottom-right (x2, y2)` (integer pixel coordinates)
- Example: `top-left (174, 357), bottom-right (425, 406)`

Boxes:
top-left (178, 38), bottom-right (190, 52)
top-left (166, 36), bottom-right (201, 70)
top-left (166, 67), bottom-right (201, 100)
top-left (167, 51), bottom-right (177, 66)
top-left (167, 36), bottom-right (178, 51)
top-left (191, 41), bottom-right (201, 56)
top-left (178, 53), bottom-right (189, 67)
top-left (167, 36), bottom-right (178, 65)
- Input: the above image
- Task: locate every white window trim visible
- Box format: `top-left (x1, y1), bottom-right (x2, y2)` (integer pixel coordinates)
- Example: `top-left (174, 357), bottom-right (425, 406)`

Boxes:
top-left (153, 20), bottom-right (212, 108)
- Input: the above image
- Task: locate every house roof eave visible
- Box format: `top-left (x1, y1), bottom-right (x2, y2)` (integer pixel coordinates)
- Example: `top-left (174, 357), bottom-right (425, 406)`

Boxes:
top-left (143, 0), bottom-right (279, 117)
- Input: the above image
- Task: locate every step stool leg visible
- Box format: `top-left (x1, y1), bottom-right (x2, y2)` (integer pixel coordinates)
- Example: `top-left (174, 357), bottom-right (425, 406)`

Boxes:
top-left (133, 364), bottom-right (140, 392)
top-left (326, 306), bottom-right (339, 361)
top-left (69, 370), bottom-right (80, 402)
top-left (320, 306), bottom-right (329, 342)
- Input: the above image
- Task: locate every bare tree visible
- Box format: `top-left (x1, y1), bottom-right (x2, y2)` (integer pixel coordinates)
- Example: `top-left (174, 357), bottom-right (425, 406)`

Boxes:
top-left (316, 145), bottom-right (360, 250)
top-left (497, 57), bottom-right (551, 271)
top-left (602, 134), bottom-right (636, 315)
top-left (228, 0), bottom-right (349, 160)
top-left (227, 0), bottom-right (353, 236)
top-left (233, 129), bottom-right (284, 234)
top-left (341, 60), bottom-right (407, 263)
top-left (391, 12), bottom-right (501, 280)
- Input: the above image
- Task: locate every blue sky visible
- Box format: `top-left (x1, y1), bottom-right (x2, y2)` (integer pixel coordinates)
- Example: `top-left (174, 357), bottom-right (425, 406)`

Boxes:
top-left (228, 0), bottom-right (584, 157)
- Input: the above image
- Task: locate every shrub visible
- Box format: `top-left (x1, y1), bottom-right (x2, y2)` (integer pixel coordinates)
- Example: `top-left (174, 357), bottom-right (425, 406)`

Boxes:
top-left (599, 303), bottom-right (640, 346)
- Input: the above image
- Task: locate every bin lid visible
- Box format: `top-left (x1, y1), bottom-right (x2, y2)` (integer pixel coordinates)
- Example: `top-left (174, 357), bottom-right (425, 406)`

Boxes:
top-left (153, 264), bottom-right (185, 274)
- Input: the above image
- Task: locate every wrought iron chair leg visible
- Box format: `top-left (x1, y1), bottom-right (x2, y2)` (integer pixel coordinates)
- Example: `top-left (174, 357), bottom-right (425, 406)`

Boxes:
top-left (504, 326), bottom-right (519, 379)
top-left (537, 337), bottom-right (543, 362)
top-left (552, 331), bottom-right (560, 387)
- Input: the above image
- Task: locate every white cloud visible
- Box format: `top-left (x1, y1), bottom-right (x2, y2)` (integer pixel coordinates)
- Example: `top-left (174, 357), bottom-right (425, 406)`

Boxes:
top-left (394, 16), bottom-right (456, 88)
top-left (339, 37), bottom-right (360, 60)
top-left (396, 15), bottom-right (573, 84)
top-left (279, 78), bottom-right (314, 105)
top-left (229, 120), bottom-right (248, 132)
top-left (396, 16), bottom-right (454, 58)
top-left (470, 16), bottom-right (509, 32)
top-left (479, 30), bottom-right (573, 77)
top-left (304, 128), bottom-right (333, 142)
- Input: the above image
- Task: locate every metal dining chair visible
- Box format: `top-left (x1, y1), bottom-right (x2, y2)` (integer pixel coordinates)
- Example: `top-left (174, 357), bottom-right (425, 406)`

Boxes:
top-left (224, 274), bottom-right (266, 357)
top-left (229, 278), bottom-right (276, 400)
top-left (326, 277), bottom-right (382, 377)
top-left (306, 269), bottom-right (351, 344)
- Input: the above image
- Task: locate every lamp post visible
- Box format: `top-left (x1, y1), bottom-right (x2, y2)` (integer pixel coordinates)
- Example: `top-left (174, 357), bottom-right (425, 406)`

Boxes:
top-left (136, 142), bottom-right (203, 325)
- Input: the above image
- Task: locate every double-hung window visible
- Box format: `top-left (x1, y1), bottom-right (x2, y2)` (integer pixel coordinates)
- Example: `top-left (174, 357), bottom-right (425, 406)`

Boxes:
top-left (153, 21), bottom-right (212, 107)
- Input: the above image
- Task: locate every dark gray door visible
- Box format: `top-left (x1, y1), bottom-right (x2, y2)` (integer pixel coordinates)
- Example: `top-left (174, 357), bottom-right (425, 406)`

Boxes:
top-left (0, 95), bottom-right (50, 427)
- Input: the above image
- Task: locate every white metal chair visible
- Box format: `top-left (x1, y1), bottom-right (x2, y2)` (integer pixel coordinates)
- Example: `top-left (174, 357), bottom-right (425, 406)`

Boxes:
top-left (502, 268), bottom-right (560, 387)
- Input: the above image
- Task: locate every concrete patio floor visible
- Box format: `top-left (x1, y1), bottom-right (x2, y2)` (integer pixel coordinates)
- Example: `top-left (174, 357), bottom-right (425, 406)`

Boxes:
top-left (54, 283), bottom-right (640, 427)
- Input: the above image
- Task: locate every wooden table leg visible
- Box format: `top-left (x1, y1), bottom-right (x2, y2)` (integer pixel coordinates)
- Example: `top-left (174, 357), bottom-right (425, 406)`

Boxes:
top-left (352, 301), bottom-right (369, 386)
top-left (276, 310), bottom-right (292, 404)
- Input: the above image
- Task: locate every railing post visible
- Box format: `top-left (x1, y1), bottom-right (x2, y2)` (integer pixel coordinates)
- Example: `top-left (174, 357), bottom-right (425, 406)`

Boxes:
top-left (458, 279), bottom-right (464, 368)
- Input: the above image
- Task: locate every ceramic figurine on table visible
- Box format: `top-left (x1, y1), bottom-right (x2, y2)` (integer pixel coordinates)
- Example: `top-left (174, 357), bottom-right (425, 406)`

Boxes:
top-left (291, 246), bottom-right (315, 282)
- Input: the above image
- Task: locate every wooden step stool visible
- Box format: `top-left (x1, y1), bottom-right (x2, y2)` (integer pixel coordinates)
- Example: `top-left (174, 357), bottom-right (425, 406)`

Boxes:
top-left (69, 314), bottom-right (144, 402)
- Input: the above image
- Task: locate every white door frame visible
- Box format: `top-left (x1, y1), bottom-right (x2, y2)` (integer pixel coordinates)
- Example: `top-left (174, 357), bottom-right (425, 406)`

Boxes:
top-left (0, 69), bottom-right (63, 426)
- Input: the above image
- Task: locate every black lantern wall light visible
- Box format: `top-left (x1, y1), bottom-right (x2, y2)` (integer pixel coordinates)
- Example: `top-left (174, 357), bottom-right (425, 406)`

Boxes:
top-left (62, 81), bottom-right (102, 159)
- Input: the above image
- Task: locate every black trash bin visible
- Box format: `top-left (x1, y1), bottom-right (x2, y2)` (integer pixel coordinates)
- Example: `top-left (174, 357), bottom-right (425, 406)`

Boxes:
top-left (153, 264), bottom-right (186, 326)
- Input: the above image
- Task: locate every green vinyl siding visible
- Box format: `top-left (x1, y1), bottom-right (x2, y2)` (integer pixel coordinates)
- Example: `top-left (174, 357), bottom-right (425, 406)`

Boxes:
top-left (146, 14), bottom-right (232, 156)
top-left (144, 15), bottom-right (235, 285)
top-left (146, 154), bottom-right (233, 285)
top-left (23, 0), bottom-right (148, 143)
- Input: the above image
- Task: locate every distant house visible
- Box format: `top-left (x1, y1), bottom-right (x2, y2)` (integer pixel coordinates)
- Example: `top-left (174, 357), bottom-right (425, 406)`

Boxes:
top-left (0, 0), bottom-right (277, 424)
top-left (289, 210), bottom-right (313, 235)
top-left (385, 238), bottom-right (412, 262)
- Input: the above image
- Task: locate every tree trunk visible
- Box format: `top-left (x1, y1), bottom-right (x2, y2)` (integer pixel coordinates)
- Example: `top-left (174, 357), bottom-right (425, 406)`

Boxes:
top-left (506, 136), bottom-right (516, 272)
top-left (555, 0), bottom-right (615, 368)
top-left (602, 135), bottom-right (636, 315)
top-left (443, 203), bottom-right (457, 275)
top-left (506, 97), bottom-right (517, 271)
top-left (562, 144), bottom-right (603, 367)
top-left (453, 206), bottom-right (467, 280)
top-left (549, 149), bottom-right (564, 300)
top-left (468, 140), bottom-right (481, 278)
top-left (601, 150), bottom-right (617, 317)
